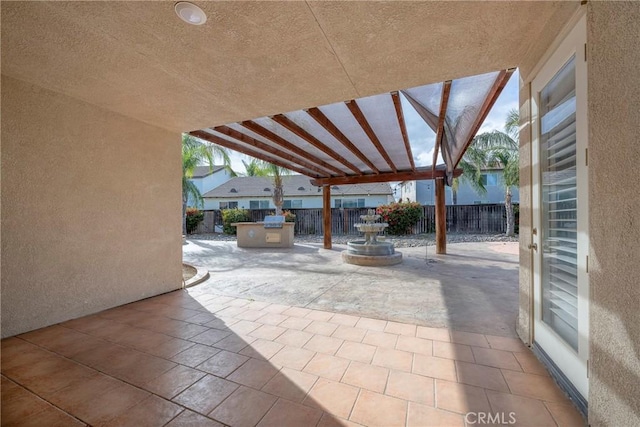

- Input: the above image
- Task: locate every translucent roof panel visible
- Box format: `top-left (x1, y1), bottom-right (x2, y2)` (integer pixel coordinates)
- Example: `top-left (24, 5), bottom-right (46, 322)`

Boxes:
top-left (356, 92), bottom-right (411, 172)
top-left (399, 92), bottom-right (439, 167)
top-left (317, 102), bottom-right (386, 173)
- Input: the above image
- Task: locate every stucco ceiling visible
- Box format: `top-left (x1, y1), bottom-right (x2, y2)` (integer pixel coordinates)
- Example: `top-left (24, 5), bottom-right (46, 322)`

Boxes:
top-left (1, 1), bottom-right (578, 133)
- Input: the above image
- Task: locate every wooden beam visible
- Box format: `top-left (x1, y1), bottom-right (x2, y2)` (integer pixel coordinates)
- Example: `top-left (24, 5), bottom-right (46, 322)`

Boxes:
top-left (345, 100), bottom-right (397, 173)
top-left (189, 130), bottom-right (319, 178)
top-left (306, 108), bottom-right (380, 174)
top-left (323, 185), bottom-right (331, 249)
top-left (391, 91), bottom-right (415, 172)
top-left (435, 177), bottom-right (446, 254)
top-left (238, 121), bottom-right (346, 177)
top-left (454, 68), bottom-right (515, 169)
top-left (310, 167), bottom-right (462, 187)
top-left (214, 126), bottom-right (331, 178)
top-left (433, 81), bottom-right (452, 178)
top-left (271, 114), bottom-right (363, 175)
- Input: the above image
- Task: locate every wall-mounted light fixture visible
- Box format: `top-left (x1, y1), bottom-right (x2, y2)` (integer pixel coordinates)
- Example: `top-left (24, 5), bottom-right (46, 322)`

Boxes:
top-left (175, 2), bottom-right (207, 25)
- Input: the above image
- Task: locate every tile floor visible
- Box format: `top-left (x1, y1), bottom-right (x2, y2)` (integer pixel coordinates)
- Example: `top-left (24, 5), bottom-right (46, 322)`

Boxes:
top-left (1, 290), bottom-right (586, 426)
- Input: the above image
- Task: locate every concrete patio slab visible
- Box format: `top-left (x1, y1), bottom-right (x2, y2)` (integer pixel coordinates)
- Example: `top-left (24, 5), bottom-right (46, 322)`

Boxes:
top-left (183, 240), bottom-right (520, 337)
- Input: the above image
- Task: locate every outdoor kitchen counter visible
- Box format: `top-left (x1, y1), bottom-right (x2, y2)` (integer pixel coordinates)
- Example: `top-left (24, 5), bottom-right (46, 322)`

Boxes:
top-left (231, 222), bottom-right (295, 248)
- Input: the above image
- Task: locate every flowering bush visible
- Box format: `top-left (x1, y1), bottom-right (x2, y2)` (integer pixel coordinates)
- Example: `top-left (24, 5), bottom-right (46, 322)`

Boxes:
top-left (222, 208), bottom-right (251, 235)
top-left (376, 201), bottom-right (423, 235)
top-left (282, 210), bottom-right (296, 223)
top-left (185, 208), bottom-right (204, 234)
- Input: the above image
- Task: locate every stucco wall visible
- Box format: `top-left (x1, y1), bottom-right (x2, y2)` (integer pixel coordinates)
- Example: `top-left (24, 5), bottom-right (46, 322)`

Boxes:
top-left (1, 76), bottom-right (182, 338)
top-left (586, 2), bottom-right (640, 425)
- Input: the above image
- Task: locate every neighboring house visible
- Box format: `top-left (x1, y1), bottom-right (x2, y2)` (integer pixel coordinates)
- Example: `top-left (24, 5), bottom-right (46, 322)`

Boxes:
top-left (399, 168), bottom-right (520, 205)
top-left (187, 165), bottom-right (233, 207)
top-left (202, 175), bottom-right (393, 210)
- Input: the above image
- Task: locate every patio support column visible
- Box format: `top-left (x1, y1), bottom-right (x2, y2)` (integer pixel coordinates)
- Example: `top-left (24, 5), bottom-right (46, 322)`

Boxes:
top-left (435, 177), bottom-right (446, 254)
top-left (323, 185), bottom-right (332, 249)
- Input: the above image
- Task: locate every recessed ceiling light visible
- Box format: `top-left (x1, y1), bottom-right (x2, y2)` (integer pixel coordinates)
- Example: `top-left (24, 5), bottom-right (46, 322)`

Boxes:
top-left (175, 2), bottom-right (207, 26)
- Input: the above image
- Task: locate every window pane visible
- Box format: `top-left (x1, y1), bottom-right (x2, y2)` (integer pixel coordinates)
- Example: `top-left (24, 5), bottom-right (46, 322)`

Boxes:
top-left (540, 55), bottom-right (578, 351)
top-left (282, 200), bottom-right (291, 209)
top-left (260, 200), bottom-right (269, 209)
top-left (220, 202), bottom-right (228, 209)
top-left (249, 201), bottom-right (259, 209)
top-left (229, 201), bottom-right (238, 209)
top-left (335, 199), bottom-right (342, 208)
top-left (358, 199), bottom-right (365, 207)
top-left (292, 200), bottom-right (302, 208)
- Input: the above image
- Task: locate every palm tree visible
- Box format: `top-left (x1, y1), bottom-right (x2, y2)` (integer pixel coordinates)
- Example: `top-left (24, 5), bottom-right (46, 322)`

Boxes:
top-left (251, 161), bottom-right (291, 215)
top-left (241, 159), bottom-right (269, 177)
top-left (470, 108), bottom-right (520, 236)
top-left (182, 134), bottom-right (231, 235)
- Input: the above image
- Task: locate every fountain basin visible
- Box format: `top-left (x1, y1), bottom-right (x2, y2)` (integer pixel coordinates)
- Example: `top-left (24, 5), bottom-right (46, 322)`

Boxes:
top-left (347, 240), bottom-right (395, 256)
top-left (341, 249), bottom-right (403, 266)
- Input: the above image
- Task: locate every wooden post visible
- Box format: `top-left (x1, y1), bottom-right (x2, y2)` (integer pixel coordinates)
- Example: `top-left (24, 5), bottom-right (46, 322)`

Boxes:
top-left (323, 185), bottom-right (332, 249)
top-left (435, 178), bottom-right (446, 254)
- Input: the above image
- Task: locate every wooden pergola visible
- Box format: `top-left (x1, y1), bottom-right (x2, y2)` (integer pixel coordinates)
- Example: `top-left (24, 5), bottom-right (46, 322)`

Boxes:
top-left (191, 68), bottom-right (514, 253)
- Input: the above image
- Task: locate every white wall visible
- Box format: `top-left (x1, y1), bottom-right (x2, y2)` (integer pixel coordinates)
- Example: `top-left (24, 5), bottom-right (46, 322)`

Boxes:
top-left (402, 175), bottom-right (520, 206)
top-left (188, 169), bottom-right (233, 207)
top-left (203, 195), bottom-right (390, 210)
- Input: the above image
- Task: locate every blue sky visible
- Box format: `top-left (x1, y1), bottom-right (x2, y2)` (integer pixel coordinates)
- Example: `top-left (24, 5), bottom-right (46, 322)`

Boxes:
top-left (225, 69), bottom-right (519, 172)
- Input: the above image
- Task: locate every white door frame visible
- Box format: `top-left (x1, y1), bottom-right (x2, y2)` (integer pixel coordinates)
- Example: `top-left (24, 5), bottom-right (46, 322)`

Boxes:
top-left (531, 14), bottom-right (589, 400)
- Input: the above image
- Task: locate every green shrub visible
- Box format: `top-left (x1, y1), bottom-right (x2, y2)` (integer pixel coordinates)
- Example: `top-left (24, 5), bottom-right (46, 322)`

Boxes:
top-left (222, 208), bottom-right (251, 235)
top-left (186, 208), bottom-right (204, 234)
top-left (282, 210), bottom-right (296, 223)
top-left (376, 201), bottom-right (423, 235)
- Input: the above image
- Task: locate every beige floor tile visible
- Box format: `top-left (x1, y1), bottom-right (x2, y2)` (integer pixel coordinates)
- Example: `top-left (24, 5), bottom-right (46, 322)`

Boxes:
top-left (486, 389), bottom-right (557, 426)
top-left (371, 347), bottom-right (413, 372)
top-left (336, 342), bottom-right (377, 363)
top-left (305, 310), bottom-right (335, 322)
top-left (485, 334), bottom-right (528, 352)
top-left (244, 301), bottom-right (272, 311)
top-left (282, 306), bottom-right (313, 318)
top-left (350, 389), bottom-right (407, 427)
top-left (472, 346), bottom-right (523, 371)
top-left (412, 354), bottom-right (457, 382)
top-left (203, 317), bottom-right (237, 331)
top-left (513, 350), bottom-right (550, 376)
top-left (270, 346), bottom-right (316, 370)
top-left (362, 331), bottom-right (399, 349)
top-left (416, 326), bottom-right (451, 343)
top-left (305, 321), bottom-right (340, 336)
top-left (355, 317), bottom-right (388, 332)
top-left (104, 394), bottom-right (183, 427)
top-left (166, 410), bottom-right (224, 427)
top-left (257, 313), bottom-right (289, 326)
top-left (385, 370), bottom-right (434, 406)
top-left (278, 317), bottom-right (313, 331)
top-left (197, 350), bottom-right (249, 377)
top-left (332, 326), bottom-right (367, 342)
top-left (433, 341), bottom-right (475, 362)
top-left (341, 361), bottom-right (389, 393)
top-left (262, 303), bottom-right (291, 314)
top-left (185, 312), bottom-right (220, 325)
top-left (304, 353), bottom-right (351, 381)
top-left (227, 358), bottom-right (280, 389)
top-left (212, 334), bottom-right (256, 353)
top-left (142, 365), bottom-right (206, 399)
top-left (304, 334), bottom-right (345, 355)
top-left (396, 336), bottom-right (433, 356)
top-left (249, 324), bottom-right (287, 340)
top-left (226, 298), bottom-right (252, 308)
top-left (170, 344), bottom-right (220, 367)
top-left (330, 314), bottom-right (361, 327)
top-left (215, 306), bottom-right (248, 318)
top-left (257, 398), bottom-right (323, 427)
top-left (450, 330), bottom-right (489, 348)
top-left (502, 370), bottom-right (570, 403)
top-left (189, 329), bottom-right (231, 346)
top-left (545, 401), bottom-right (587, 427)
top-left (209, 386), bottom-right (278, 427)
top-left (228, 320), bottom-right (263, 335)
top-left (275, 329), bottom-right (314, 348)
top-left (239, 339), bottom-right (284, 360)
top-left (304, 378), bottom-right (360, 419)
top-left (406, 402), bottom-right (464, 427)
top-left (435, 380), bottom-right (491, 414)
top-left (172, 375), bottom-right (238, 415)
top-left (317, 412), bottom-right (364, 427)
top-left (262, 368), bottom-right (319, 402)
top-left (235, 309), bottom-right (269, 322)
top-left (385, 321), bottom-right (417, 337)
top-left (455, 360), bottom-right (510, 392)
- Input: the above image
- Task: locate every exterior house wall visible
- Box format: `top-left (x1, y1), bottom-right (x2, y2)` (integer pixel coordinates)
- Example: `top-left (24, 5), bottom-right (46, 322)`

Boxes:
top-left (401, 175), bottom-right (520, 206)
top-left (188, 169), bottom-right (233, 207)
top-left (517, 3), bottom-right (640, 424)
top-left (0, 76), bottom-right (182, 338)
top-left (203, 195), bottom-right (390, 210)
top-left (586, 2), bottom-right (640, 424)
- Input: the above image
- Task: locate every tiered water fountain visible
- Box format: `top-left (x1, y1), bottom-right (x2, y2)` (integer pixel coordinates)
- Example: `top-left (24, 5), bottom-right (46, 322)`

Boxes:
top-left (342, 209), bottom-right (403, 266)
